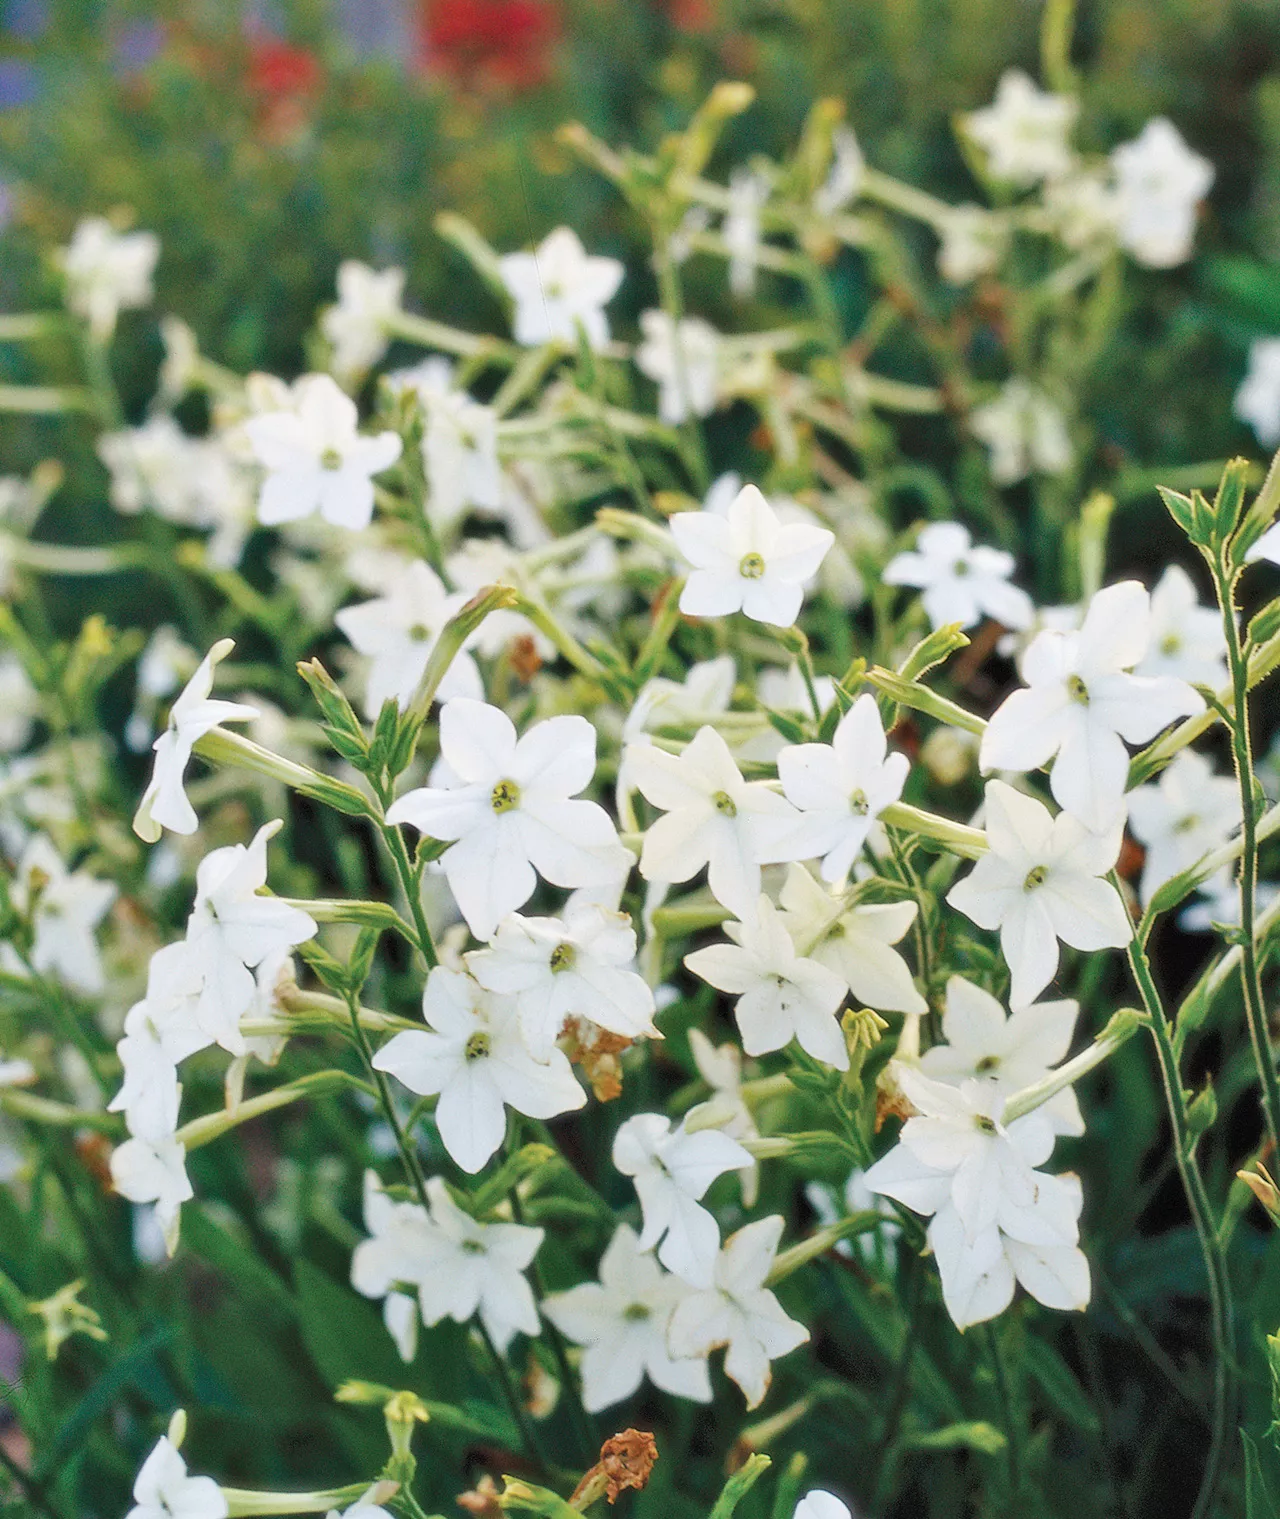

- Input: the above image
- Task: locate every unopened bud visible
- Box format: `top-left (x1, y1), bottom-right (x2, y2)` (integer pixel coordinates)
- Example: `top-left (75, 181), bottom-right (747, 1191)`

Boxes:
top-left (1238, 1163), bottom-right (1280, 1224)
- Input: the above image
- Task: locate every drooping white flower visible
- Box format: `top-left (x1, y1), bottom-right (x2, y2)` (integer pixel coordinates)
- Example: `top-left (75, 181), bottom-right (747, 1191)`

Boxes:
top-left (635, 310), bottom-right (722, 424)
top-left (687, 1029), bottom-right (760, 1207)
top-left (133, 638), bottom-right (259, 842)
top-left (422, 388), bottom-right (503, 526)
top-left (350, 1171), bottom-right (436, 1360)
top-left (372, 966), bottom-right (585, 1173)
top-left (243, 373), bottom-right (402, 531)
top-left (1111, 118), bottom-right (1214, 269)
top-left (813, 126), bottom-right (864, 216)
top-left (970, 379), bottom-right (1073, 485)
top-left (919, 976), bottom-right (1083, 1138)
top-left (626, 725), bottom-right (804, 920)
top-left (685, 896), bottom-right (848, 1068)
top-left (111, 1134), bottom-right (193, 1256)
top-left (125, 1435), bottom-right (227, 1519)
top-left (468, 903), bottom-right (658, 1054)
top-left (724, 167), bottom-right (770, 298)
top-left (936, 205), bottom-right (1009, 284)
top-left (1134, 564), bottom-right (1228, 689)
top-left (58, 216), bottom-right (159, 339)
top-left (980, 580), bottom-right (1205, 828)
top-left (543, 1223), bottom-right (712, 1412)
top-left (947, 780), bottom-right (1131, 1007)
top-left (385, 699), bottom-right (628, 940)
top-left (6, 834), bottom-right (116, 995)
top-left (962, 70), bottom-right (1077, 186)
top-left (883, 522), bottom-right (1034, 632)
top-left (666, 1214), bottom-right (809, 1408)
top-left (1127, 749), bottom-right (1241, 906)
top-left (671, 484), bottom-right (834, 628)
top-left (1235, 338), bottom-right (1280, 448)
top-left (776, 695), bottom-right (909, 882)
top-left (612, 1112), bottom-right (752, 1286)
top-left (499, 227), bottom-right (624, 349)
top-left (334, 559), bottom-right (483, 718)
top-left (321, 260), bottom-right (404, 383)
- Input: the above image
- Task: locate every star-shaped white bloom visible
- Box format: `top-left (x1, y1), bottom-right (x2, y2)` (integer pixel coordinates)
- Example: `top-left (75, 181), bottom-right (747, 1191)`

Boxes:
top-left (134, 639), bottom-right (259, 842)
top-left (635, 310), bottom-right (722, 424)
top-left (468, 902), bottom-right (658, 1055)
top-left (373, 966), bottom-right (585, 1173)
top-left (1236, 338), bottom-right (1280, 449)
top-left (243, 373), bottom-right (402, 531)
top-left (962, 70), bottom-right (1078, 186)
top-left (666, 1214), bottom-right (809, 1409)
top-left (334, 559), bottom-right (483, 718)
top-left (499, 227), bottom-right (624, 349)
top-left (1111, 118), bottom-right (1214, 269)
top-left (111, 1134), bottom-right (193, 1256)
top-left (919, 976), bottom-right (1083, 1137)
top-left (626, 725), bottom-right (804, 920)
top-left (685, 896), bottom-right (848, 1068)
top-left (423, 388), bottom-right (503, 527)
top-left (543, 1223), bottom-right (712, 1412)
top-left (883, 522), bottom-right (1034, 631)
top-left (776, 695), bottom-right (909, 882)
top-left (7, 834), bottom-right (116, 996)
top-left (947, 781), bottom-right (1130, 1007)
top-left (321, 260), bottom-right (404, 383)
top-left (351, 1171), bottom-right (436, 1360)
top-left (1127, 749), bottom-right (1241, 907)
top-left (1134, 565), bottom-right (1228, 688)
top-left (687, 1030), bottom-right (760, 1206)
top-left (776, 864), bottom-right (927, 1015)
top-left (126, 1435), bottom-right (226, 1519)
top-left (671, 484), bottom-right (834, 628)
top-left (386, 699), bottom-right (628, 939)
top-left (58, 216), bottom-right (160, 339)
top-left (613, 1112), bottom-right (752, 1286)
top-left (970, 379), bottom-right (1073, 486)
top-left (980, 580), bottom-right (1205, 828)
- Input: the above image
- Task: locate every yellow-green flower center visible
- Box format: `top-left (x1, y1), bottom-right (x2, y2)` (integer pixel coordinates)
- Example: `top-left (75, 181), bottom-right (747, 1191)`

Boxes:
top-left (739, 552), bottom-right (766, 580)
top-left (490, 779), bottom-right (521, 814)
top-left (1023, 865), bottom-right (1048, 890)
top-left (712, 790), bottom-right (738, 817)
top-left (1067, 673), bottom-right (1089, 705)
top-left (850, 788), bottom-right (869, 816)
top-left (549, 942), bottom-right (576, 973)
top-left (464, 1032), bottom-right (491, 1062)
top-left (320, 447), bottom-right (343, 471)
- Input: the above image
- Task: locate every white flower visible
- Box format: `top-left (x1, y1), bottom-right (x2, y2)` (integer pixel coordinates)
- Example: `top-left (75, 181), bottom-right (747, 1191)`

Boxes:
top-left (423, 388), bottom-right (503, 526)
top-left (133, 638), bottom-right (259, 842)
top-left (970, 379), bottom-right (1072, 485)
top-left (1111, 118), bottom-right (1213, 269)
top-left (919, 976), bottom-right (1083, 1138)
top-left (351, 1171), bottom-right (436, 1359)
top-left (1235, 338), bottom-right (1280, 448)
top-left (334, 560), bottom-right (482, 717)
top-left (685, 896), bottom-right (848, 1068)
top-left (542, 1223), bottom-right (712, 1411)
top-left (947, 780), bottom-right (1131, 1007)
top-left (626, 725), bottom-right (803, 920)
top-left (962, 70), bottom-right (1077, 186)
top-left (980, 580), bottom-right (1206, 828)
top-left (385, 699), bottom-right (628, 939)
top-left (321, 260), bottom-right (404, 382)
top-left (58, 216), bottom-right (159, 339)
top-left (326, 1490), bottom-right (395, 1519)
top-left (666, 1215), bottom-right (809, 1408)
top-left (499, 227), bottom-right (624, 349)
top-left (671, 484), bottom-right (833, 628)
top-left (937, 205), bottom-right (1009, 284)
top-left (243, 373), bottom-right (402, 531)
top-left (612, 1112), bottom-right (752, 1286)
top-left (1135, 565), bottom-right (1227, 688)
top-left (687, 1030), bottom-right (760, 1206)
top-left (372, 966), bottom-right (585, 1173)
top-left (468, 903), bottom-right (657, 1054)
top-left (125, 1435), bottom-right (226, 1519)
top-left (813, 126), bottom-right (864, 216)
top-left (111, 1134), bottom-right (193, 1256)
top-left (777, 864), bottom-right (927, 1016)
top-left (794, 1494), bottom-right (850, 1519)
top-left (883, 522), bottom-right (1034, 631)
top-left (0, 652), bottom-right (37, 753)
top-left (7, 834), bottom-right (116, 995)
top-left (1127, 749), bottom-right (1241, 906)
top-left (725, 167), bottom-right (770, 298)
top-left (625, 656), bottom-right (737, 741)
top-left (776, 695), bottom-right (909, 882)
top-left (1041, 169), bottom-right (1122, 251)
top-left (635, 311), bottom-right (722, 424)
top-left (1181, 869), bottom-right (1280, 933)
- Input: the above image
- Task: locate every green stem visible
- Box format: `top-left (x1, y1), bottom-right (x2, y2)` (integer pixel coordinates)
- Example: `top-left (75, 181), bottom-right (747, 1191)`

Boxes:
top-left (984, 1323), bottom-right (1021, 1496)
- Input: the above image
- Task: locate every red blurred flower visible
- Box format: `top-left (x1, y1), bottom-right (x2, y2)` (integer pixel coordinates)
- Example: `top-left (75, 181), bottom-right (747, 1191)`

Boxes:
top-left (419, 0), bottom-right (559, 92)
top-left (247, 35), bottom-right (323, 99)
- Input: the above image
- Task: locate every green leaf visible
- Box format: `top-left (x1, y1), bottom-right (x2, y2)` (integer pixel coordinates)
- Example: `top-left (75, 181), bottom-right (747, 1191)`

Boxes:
top-left (1019, 1336), bottom-right (1100, 1434)
top-left (294, 1258), bottom-right (408, 1391)
top-left (1245, 1431), bottom-right (1280, 1518)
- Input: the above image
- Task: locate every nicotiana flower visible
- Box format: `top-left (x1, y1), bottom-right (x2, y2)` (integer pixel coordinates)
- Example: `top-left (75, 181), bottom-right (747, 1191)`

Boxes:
top-left (0, 651), bottom-right (38, 753)
top-left (1111, 118), bottom-right (1214, 269)
top-left (635, 310), bottom-right (722, 424)
top-left (980, 580), bottom-right (1206, 828)
top-left (110, 1134), bottom-right (193, 1256)
top-left (125, 1434), bottom-right (227, 1519)
top-left (422, 386), bottom-right (503, 526)
top-left (372, 966), bottom-right (585, 1173)
top-left (776, 694), bottom-right (909, 882)
top-left (499, 227), bottom-right (624, 349)
top-left (961, 69), bottom-right (1077, 186)
top-left (543, 1223), bottom-right (712, 1412)
top-left (624, 655), bottom-right (737, 742)
top-left (947, 780), bottom-right (1131, 1007)
top-left (970, 379), bottom-right (1072, 486)
top-left (334, 559), bottom-right (482, 717)
top-left (1135, 564), bottom-right (1228, 689)
top-left (612, 1112), bottom-right (752, 1286)
top-left (468, 902), bottom-right (658, 1054)
top-left (794, 1494), bottom-right (851, 1519)
top-left (351, 1171), bottom-right (437, 1360)
top-left (685, 895), bottom-right (848, 1068)
top-left (58, 215), bottom-right (159, 339)
top-left (724, 167), bottom-right (770, 298)
top-left (7, 834), bottom-right (116, 996)
top-left (919, 976), bottom-right (1083, 1138)
top-left (243, 373), bottom-right (402, 531)
top-left (883, 522), bottom-right (1034, 632)
top-left (687, 1029), bottom-right (760, 1206)
top-left (1127, 749), bottom-right (1241, 907)
top-left (321, 260), bottom-right (404, 383)
top-left (386, 699), bottom-right (628, 939)
top-left (134, 638), bottom-right (259, 842)
top-left (813, 125), bottom-right (864, 216)
top-left (667, 1214), bottom-right (809, 1408)
top-left (1235, 338), bottom-right (1280, 448)
top-left (936, 204), bottom-right (1009, 284)
top-left (671, 483), bottom-right (834, 628)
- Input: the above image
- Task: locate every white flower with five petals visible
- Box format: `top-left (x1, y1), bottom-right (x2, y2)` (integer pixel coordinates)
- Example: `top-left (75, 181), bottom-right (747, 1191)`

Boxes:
top-left (499, 227), bottom-right (624, 349)
top-left (125, 1435), bottom-right (226, 1519)
top-left (1126, 749), bottom-right (1241, 907)
top-left (961, 70), bottom-right (1077, 186)
top-left (321, 260), bottom-right (404, 383)
top-left (635, 311), bottom-right (722, 424)
top-left (883, 522), bottom-right (1034, 632)
top-left (59, 216), bottom-right (160, 340)
top-left (1111, 118), bottom-right (1213, 269)
top-left (1134, 564), bottom-right (1228, 689)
